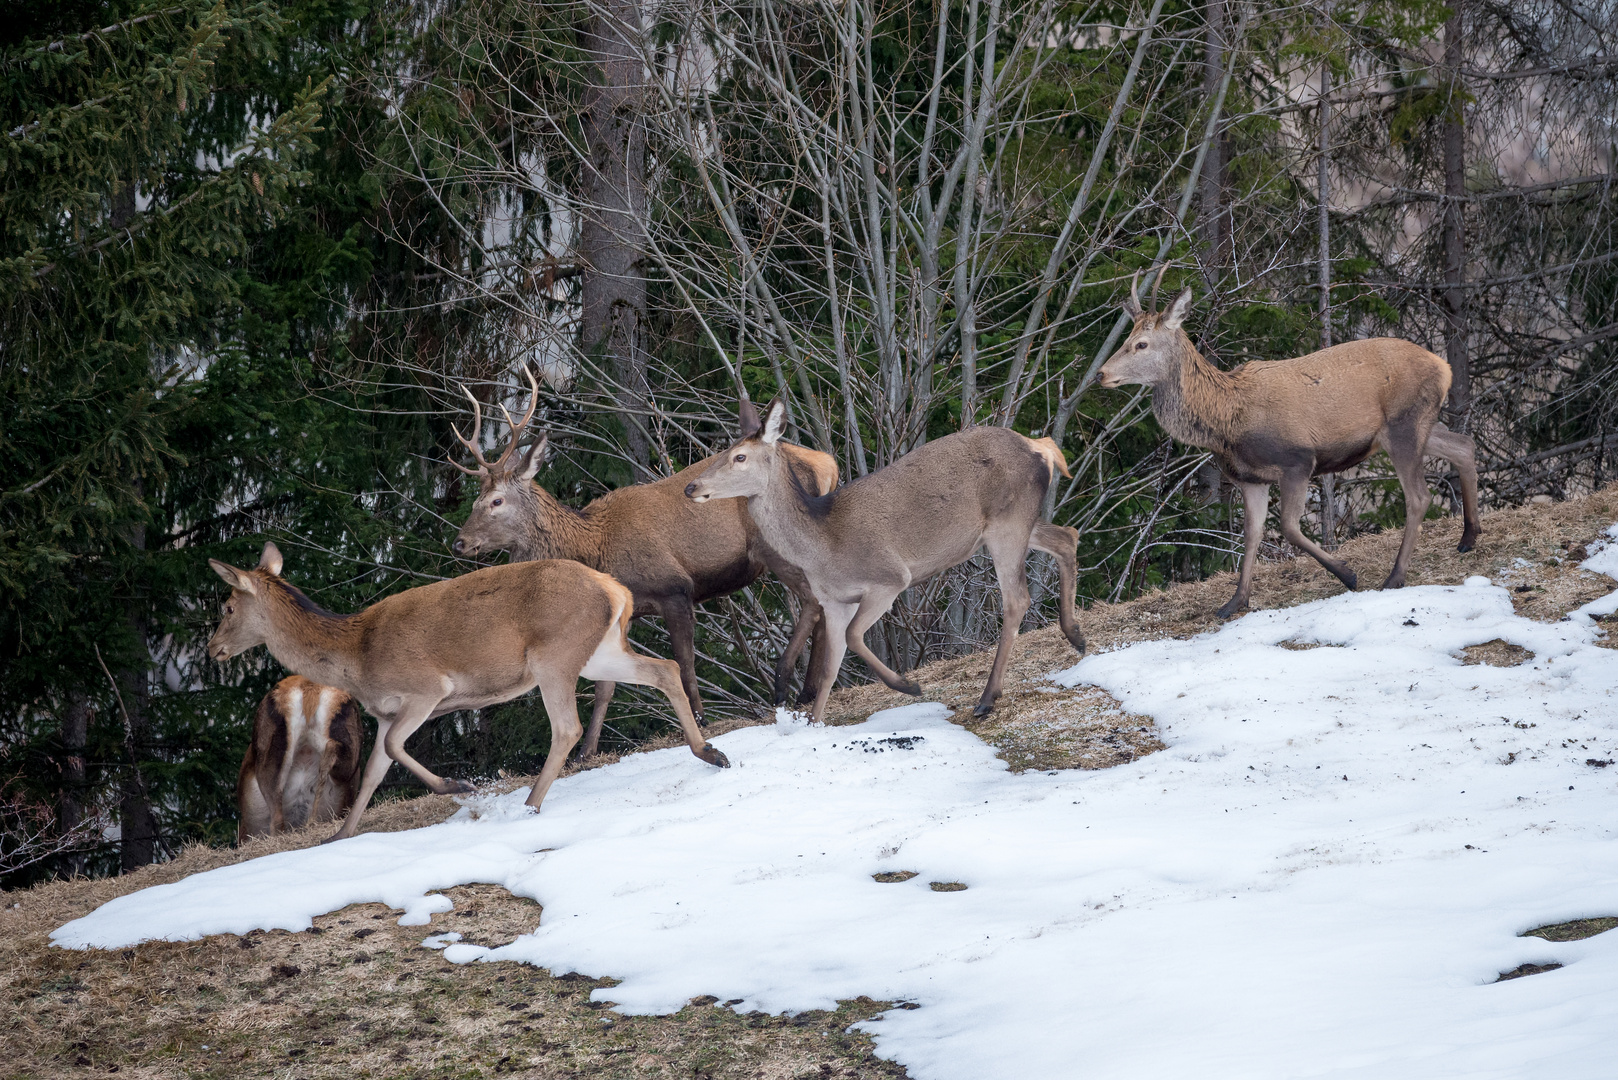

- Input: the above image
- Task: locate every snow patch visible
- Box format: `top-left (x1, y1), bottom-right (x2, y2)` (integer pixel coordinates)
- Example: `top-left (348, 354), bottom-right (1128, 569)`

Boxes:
top-left (51, 534), bottom-right (1618, 1080)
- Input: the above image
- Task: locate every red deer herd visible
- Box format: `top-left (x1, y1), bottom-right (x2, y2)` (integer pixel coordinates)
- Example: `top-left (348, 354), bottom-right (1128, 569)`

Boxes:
top-left (208, 276), bottom-right (1482, 842)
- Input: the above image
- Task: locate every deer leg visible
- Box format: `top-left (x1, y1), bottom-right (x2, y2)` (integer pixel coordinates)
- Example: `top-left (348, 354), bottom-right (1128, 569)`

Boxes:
top-left (1383, 419), bottom-right (1433, 590)
top-left (773, 590), bottom-right (821, 706)
top-left (660, 596), bottom-right (706, 724)
top-left (1277, 471), bottom-right (1358, 591)
top-left (582, 631), bottom-right (729, 768)
top-left (797, 606), bottom-right (830, 708)
top-left (807, 601), bottom-right (856, 724)
top-left (526, 670), bottom-right (585, 811)
top-left (974, 531), bottom-right (1034, 717)
top-left (1219, 483), bottom-right (1271, 619)
top-left (1425, 423), bottom-right (1482, 552)
top-left (843, 586), bottom-right (923, 697)
top-left (254, 732), bottom-right (289, 836)
top-left (580, 682), bottom-right (616, 759)
top-left (327, 717), bottom-right (397, 843)
top-left (379, 700), bottom-right (469, 796)
top-left (309, 737), bottom-right (342, 826)
top-left (1030, 522), bottom-right (1085, 654)
top-left (237, 755), bottom-right (271, 843)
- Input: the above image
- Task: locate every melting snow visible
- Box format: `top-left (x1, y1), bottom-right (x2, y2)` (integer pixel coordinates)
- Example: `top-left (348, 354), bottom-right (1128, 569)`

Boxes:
top-left (52, 537), bottom-right (1618, 1079)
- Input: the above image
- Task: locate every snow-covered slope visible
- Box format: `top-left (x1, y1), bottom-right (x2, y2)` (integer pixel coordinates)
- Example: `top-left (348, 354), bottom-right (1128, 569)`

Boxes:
top-left (53, 532), bottom-right (1618, 1079)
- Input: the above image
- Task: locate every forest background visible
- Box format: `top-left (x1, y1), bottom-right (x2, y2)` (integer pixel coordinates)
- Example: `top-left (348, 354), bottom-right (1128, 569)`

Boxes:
top-left (2, 0), bottom-right (1614, 881)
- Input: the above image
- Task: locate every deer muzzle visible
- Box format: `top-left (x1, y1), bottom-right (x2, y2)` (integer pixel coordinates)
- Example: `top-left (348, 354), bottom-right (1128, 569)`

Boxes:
top-left (684, 481), bottom-right (709, 502)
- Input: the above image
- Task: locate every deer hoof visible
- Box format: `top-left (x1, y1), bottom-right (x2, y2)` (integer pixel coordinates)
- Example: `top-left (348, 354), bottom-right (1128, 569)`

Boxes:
top-left (1381, 575), bottom-right (1406, 591)
top-left (1215, 599), bottom-right (1247, 620)
top-left (1340, 569), bottom-right (1358, 591)
top-left (701, 743), bottom-right (731, 768)
top-left (901, 680), bottom-right (923, 697)
top-left (1457, 536), bottom-right (1477, 553)
top-left (972, 701), bottom-right (995, 718)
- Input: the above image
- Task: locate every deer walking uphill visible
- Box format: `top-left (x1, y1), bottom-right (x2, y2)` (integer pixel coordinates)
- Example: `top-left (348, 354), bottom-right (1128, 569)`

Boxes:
top-left (236, 676), bottom-right (363, 842)
top-left (1099, 277), bottom-right (1481, 619)
top-left (452, 372), bottom-right (838, 755)
top-left (207, 543), bottom-right (726, 842)
top-left (686, 400), bottom-right (1086, 723)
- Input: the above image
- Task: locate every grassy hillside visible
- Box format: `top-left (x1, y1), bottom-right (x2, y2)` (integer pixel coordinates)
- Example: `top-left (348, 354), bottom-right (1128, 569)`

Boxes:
top-left (4, 488), bottom-right (1615, 1080)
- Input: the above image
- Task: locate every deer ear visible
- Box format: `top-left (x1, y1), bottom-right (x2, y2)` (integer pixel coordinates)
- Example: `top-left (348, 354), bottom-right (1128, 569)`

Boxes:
top-left (737, 397), bottom-right (762, 439)
top-left (760, 399), bottom-right (787, 445)
top-left (518, 433), bottom-right (549, 480)
top-left (1161, 287), bottom-right (1194, 330)
top-left (209, 559), bottom-right (257, 595)
top-left (257, 542), bottom-right (283, 576)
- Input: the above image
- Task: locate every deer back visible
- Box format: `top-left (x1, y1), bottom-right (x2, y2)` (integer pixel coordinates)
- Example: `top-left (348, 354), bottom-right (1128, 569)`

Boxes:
top-left (1210, 339), bottom-right (1451, 464)
top-left (753, 426), bottom-right (1057, 584)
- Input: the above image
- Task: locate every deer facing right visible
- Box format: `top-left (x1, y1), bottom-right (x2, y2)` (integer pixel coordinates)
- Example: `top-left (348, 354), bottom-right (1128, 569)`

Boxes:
top-left (1099, 276), bottom-right (1481, 618)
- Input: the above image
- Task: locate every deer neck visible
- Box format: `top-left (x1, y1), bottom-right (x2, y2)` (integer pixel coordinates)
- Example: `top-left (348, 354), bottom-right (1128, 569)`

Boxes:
top-left (259, 584), bottom-right (361, 688)
top-left (510, 482), bottom-right (603, 565)
top-left (1151, 343), bottom-right (1240, 453)
top-left (747, 454), bottom-right (835, 568)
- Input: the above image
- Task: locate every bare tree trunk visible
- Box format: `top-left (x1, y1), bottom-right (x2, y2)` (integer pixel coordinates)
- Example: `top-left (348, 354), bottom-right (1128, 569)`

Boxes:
top-left (1198, 0), bottom-right (1229, 282)
top-left (58, 693), bottom-right (90, 878)
top-left (579, 0), bottom-right (653, 475)
top-left (116, 618), bottom-right (156, 872)
top-left (1441, 2), bottom-right (1470, 430)
top-left (1318, 3), bottom-right (1336, 550)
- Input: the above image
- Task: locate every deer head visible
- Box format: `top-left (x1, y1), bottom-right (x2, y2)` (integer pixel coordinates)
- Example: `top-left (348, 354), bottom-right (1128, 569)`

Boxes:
top-left (1099, 271), bottom-right (1194, 389)
top-left (450, 368), bottom-right (546, 558)
top-left (685, 398), bottom-right (788, 503)
top-left (206, 542), bottom-right (287, 660)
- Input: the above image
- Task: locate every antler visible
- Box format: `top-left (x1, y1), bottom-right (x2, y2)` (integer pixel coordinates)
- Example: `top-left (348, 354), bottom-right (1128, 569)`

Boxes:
top-left (449, 365), bottom-right (541, 476)
top-left (1125, 270), bottom-right (1144, 317)
top-left (1148, 265), bottom-right (1164, 314)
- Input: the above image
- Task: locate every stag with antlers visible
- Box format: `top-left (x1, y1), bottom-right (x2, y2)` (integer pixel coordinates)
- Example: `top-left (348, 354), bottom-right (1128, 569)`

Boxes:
top-left (450, 372), bottom-right (839, 753)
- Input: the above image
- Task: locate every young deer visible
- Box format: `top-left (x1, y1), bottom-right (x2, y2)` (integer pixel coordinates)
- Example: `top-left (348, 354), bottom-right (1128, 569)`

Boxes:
top-left (236, 676), bottom-right (364, 842)
top-left (1099, 277), bottom-right (1481, 618)
top-left (685, 400), bottom-right (1086, 722)
top-left (207, 543), bottom-right (727, 842)
top-left (451, 375), bottom-right (838, 754)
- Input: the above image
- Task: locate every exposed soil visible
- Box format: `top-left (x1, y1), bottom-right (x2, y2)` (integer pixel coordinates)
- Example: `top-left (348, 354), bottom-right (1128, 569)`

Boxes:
top-left (4, 486), bottom-right (1615, 1079)
top-left (1522, 917), bottom-right (1618, 943)
top-left (1495, 962), bottom-right (1564, 982)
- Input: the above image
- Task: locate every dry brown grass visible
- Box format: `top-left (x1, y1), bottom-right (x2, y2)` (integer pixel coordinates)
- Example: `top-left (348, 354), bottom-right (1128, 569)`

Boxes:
top-left (4, 486), bottom-right (1616, 1079)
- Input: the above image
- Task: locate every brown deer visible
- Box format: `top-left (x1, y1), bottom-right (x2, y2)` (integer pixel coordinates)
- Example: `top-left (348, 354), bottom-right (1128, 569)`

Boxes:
top-left (451, 375), bottom-right (839, 755)
top-left (206, 542), bottom-right (726, 842)
top-left (1099, 276), bottom-right (1481, 619)
top-left (685, 400), bottom-right (1086, 722)
top-left (236, 676), bottom-right (364, 842)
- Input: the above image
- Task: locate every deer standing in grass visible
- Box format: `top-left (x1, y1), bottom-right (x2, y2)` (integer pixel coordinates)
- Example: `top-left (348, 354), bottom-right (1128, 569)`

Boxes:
top-left (685, 400), bottom-right (1086, 722)
top-left (452, 374), bottom-right (838, 754)
top-left (206, 543), bottom-right (727, 842)
top-left (1099, 277), bottom-right (1481, 619)
top-left (236, 676), bottom-right (363, 842)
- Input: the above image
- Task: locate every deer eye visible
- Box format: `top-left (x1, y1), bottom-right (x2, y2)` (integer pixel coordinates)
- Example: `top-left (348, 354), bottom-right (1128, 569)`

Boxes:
top-left (734, 453), bottom-right (746, 463)
top-left (1135, 340), bottom-right (1148, 350)
top-left (225, 604), bottom-right (233, 615)
top-left (492, 497), bottom-right (503, 507)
